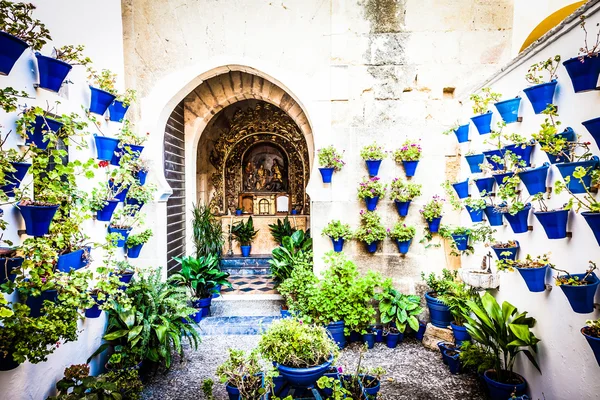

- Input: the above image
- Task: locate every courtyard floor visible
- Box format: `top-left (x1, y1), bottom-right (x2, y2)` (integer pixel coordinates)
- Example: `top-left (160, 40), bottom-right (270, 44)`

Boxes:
top-left (141, 335), bottom-right (486, 400)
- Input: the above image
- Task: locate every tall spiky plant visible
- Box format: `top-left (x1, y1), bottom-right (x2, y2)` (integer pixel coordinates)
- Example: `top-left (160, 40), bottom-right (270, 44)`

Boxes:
top-left (191, 203), bottom-right (224, 258)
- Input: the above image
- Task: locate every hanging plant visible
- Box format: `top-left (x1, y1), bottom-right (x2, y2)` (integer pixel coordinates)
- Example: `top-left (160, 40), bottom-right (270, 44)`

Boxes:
top-left (439, 223), bottom-right (496, 256)
top-left (388, 223), bottom-right (416, 255)
top-left (354, 210), bottom-right (387, 252)
top-left (470, 88), bottom-right (501, 135)
top-left (496, 253), bottom-right (552, 292)
top-left (35, 45), bottom-right (92, 92)
top-left (563, 16), bottom-right (600, 93)
top-left (551, 262), bottom-right (599, 313)
top-left (357, 176), bottom-right (386, 211)
top-left (317, 145), bottom-right (344, 183)
top-left (523, 55), bottom-right (560, 114)
top-left (109, 89), bottom-right (137, 122)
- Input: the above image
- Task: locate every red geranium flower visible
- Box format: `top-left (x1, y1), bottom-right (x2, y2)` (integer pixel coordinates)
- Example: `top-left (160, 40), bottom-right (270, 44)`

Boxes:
top-left (98, 160), bottom-right (109, 168)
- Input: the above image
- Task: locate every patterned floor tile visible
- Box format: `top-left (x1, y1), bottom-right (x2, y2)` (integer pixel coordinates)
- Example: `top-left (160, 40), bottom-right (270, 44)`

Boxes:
top-left (221, 275), bottom-right (279, 295)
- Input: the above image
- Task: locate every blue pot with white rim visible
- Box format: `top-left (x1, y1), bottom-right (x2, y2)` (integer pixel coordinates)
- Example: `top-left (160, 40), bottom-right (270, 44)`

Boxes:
top-left (474, 177), bottom-right (495, 195)
top-left (453, 124), bottom-right (469, 143)
top-left (108, 100), bottom-right (130, 122)
top-left (516, 265), bottom-right (548, 292)
top-left (94, 135), bottom-right (120, 161)
top-left (325, 320), bottom-right (346, 349)
top-left (451, 234), bottom-right (469, 251)
top-left (451, 178), bottom-right (469, 199)
top-left (331, 237), bottom-right (344, 253)
top-left (484, 206), bottom-right (503, 226)
top-left (555, 156), bottom-right (600, 194)
top-left (503, 204), bottom-right (531, 234)
top-left (563, 55), bottom-right (600, 93)
top-left (518, 163), bottom-right (549, 195)
top-left (533, 209), bottom-right (569, 239)
top-left (471, 111), bottom-right (493, 135)
top-left (35, 53), bottom-right (73, 92)
top-left (395, 200), bottom-right (411, 217)
top-left (365, 241), bottom-right (379, 253)
top-left (319, 167), bottom-right (334, 183)
top-left (582, 116), bottom-right (600, 149)
top-left (396, 239), bottom-right (412, 254)
top-left (494, 97), bottom-right (521, 124)
top-left (403, 160), bottom-right (419, 177)
top-left (1, 162), bottom-right (31, 197)
top-left (523, 80), bottom-right (557, 114)
top-left (365, 159), bottom-right (382, 177)
top-left (89, 86), bottom-right (116, 115)
top-left (465, 205), bottom-right (484, 223)
top-left (483, 149), bottom-right (503, 171)
top-left (465, 153), bottom-right (485, 173)
top-left (26, 116), bottom-right (63, 150)
top-left (0, 31), bottom-right (28, 76)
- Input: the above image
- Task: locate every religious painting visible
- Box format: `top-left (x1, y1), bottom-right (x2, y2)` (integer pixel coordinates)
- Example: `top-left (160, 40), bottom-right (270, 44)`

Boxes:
top-left (242, 143), bottom-right (288, 193)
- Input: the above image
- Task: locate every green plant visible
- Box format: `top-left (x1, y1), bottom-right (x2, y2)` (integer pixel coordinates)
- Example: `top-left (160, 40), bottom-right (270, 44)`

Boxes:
top-left (578, 15), bottom-right (600, 58)
top-left (116, 120), bottom-right (148, 146)
top-left (232, 216), bottom-right (259, 246)
top-left (47, 364), bottom-right (119, 400)
top-left (464, 197), bottom-right (487, 211)
top-left (258, 318), bottom-right (339, 368)
top-left (353, 210), bottom-right (387, 244)
top-left (126, 229), bottom-right (153, 248)
top-left (555, 167), bottom-right (600, 213)
top-left (525, 55), bottom-right (561, 84)
top-left (438, 223), bottom-right (495, 256)
top-left (375, 282), bottom-right (422, 333)
top-left (585, 318), bottom-right (600, 338)
top-left (421, 268), bottom-right (457, 296)
top-left (170, 254), bottom-right (231, 299)
top-left (464, 292), bottom-right (541, 384)
top-left (357, 176), bottom-right (387, 199)
top-left (202, 378), bottom-right (215, 400)
top-left (318, 146), bottom-right (345, 170)
top-left (496, 175), bottom-right (528, 215)
top-left (116, 89), bottom-right (137, 107)
top-left (192, 204), bottom-right (224, 258)
top-left (459, 342), bottom-right (496, 375)
top-left (88, 68), bottom-right (117, 94)
top-left (442, 122), bottom-right (461, 136)
top-left (269, 216), bottom-right (297, 244)
top-left (551, 261), bottom-right (597, 286)
top-left (0, 87), bottom-right (28, 113)
top-left (389, 178), bottom-right (421, 202)
top-left (322, 220), bottom-right (352, 240)
top-left (360, 142), bottom-right (387, 160)
top-left (496, 253), bottom-right (552, 273)
top-left (216, 349), bottom-right (272, 399)
top-left (53, 44), bottom-right (92, 66)
top-left (316, 376), bottom-right (352, 400)
top-left (125, 181), bottom-right (156, 206)
top-left (420, 195), bottom-right (444, 221)
top-left (388, 222), bottom-right (416, 242)
top-left (438, 280), bottom-right (478, 326)
top-left (470, 87), bottom-right (501, 115)
top-left (393, 139), bottom-right (422, 162)
top-left (0, 1), bottom-right (51, 50)
top-left (269, 230), bottom-right (313, 283)
top-left (278, 264), bottom-right (318, 314)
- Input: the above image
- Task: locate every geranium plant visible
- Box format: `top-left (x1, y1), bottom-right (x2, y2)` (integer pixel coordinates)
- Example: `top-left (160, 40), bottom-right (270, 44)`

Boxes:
top-left (317, 146), bottom-right (345, 170)
top-left (496, 253), bottom-right (553, 272)
top-left (470, 87), bottom-right (501, 115)
top-left (387, 223), bottom-right (416, 242)
top-left (322, 220), bottom-right (353, 240)
top-left (551, 261), bottom-right (597, 286)
top-left (393, 139), bottom-right (422, 162)
top-left (555, 167), bottom-right (600, 212)
top-left (87, 68), bottom-right (117, 94)
top-left (420, 196), bottom-right (444, 222)
top-left (125, 229), bottom-right (152, 248)
top-left (525, 55), bottom-right (561, 84)
top-left (52, 44), bottom-right (92, 66)
top-left (357, 176), bottom-right (386, 200)
top-left (0, 1), bottom-right (51, 50)
top-left (389, 178), bottom-right (421, 202)
top-left (354, 210), bottom-right (387, 244)
top-left (360, 142), bottom-right (387, 161)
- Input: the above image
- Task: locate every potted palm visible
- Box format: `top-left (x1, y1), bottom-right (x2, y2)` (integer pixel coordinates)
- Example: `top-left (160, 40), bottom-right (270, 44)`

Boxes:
top-left (317, 146), bottom-right (345, 183)
top-left (393, 139), bottom-right (422, 177)
top-left (470, 88), bottom-right (501, 134)
top-left (522, 55), bottom-right (560, 113)
top-left (551, 262), bottom-right (599, 314)
top-left (357, 176), bottom-right (386, 211)
top-left (360, 142), bottom-right (387, 177)
top-left (388, 223), bottom-right (416, 255)
top-left (322, 220), bottom-right (352, 253)
top-left (232, 216), bottom-right (259, 257)
top-left (354, 210), bottom-right (386, 253)
top-left (496, 253), bottom-right (551, 293)
top-left (389, 178), bottom-right (421, 217)
top-left (563, 16), bottom-right (600, 93)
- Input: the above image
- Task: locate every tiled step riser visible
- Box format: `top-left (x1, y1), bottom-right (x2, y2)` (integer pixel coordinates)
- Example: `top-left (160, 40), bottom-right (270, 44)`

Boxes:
top-left (210, 298), bottom-right (284, 317)
top-left (197, 316), bottom-right (281, 335)
top-left (222, 267), bottom-right (271, 275)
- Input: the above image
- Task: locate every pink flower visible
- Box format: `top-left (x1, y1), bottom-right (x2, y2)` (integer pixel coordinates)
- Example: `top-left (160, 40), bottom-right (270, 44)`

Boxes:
top-left (337, 367), bottom-right (343, 373)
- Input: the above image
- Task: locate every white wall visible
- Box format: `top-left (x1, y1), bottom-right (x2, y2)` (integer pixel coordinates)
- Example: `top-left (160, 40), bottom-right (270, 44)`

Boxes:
top-left (463, 3), bottom-right (600, 398)
top-left (0, 1), bottom-right (136, 399)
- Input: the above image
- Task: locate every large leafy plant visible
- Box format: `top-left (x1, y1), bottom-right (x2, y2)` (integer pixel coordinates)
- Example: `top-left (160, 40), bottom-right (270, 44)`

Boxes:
top-left (268, 216), bottom-right (297, 244)
top-left (375, 282), bottom-right (422, 333)
top-left (269, 230), bottom-right (312, 283)
top-left (192, 204), bottom-right (224, 258)
top-left (170, 254), bottom-right (231, 299)
top-left (232, 216), bottom-right (259, 246)
top-left (438, 280), bottom-right (478, 326)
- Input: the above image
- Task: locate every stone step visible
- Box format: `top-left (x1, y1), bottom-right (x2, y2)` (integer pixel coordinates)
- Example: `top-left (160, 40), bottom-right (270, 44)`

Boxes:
top-left (220, 254), bottom-right (272, 275)
top-left (210, 294), bottom-right (284, 317)
top-left (197, 315), bottom-right (281, 335)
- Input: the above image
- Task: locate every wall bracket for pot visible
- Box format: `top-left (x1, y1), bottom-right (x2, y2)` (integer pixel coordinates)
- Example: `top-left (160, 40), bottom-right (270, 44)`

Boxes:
top-left (566, 232), bottom-right (573, 238)
top-left (517, 117), bottom-right (523, 123)
top-left (545, 284), bottom-right (553, 292)
top-left (594, 303), bottom-right (600, 311)
top-left (17, 229), bottom-right (26, 236)
top-left (528, 226), bottom-right (533, 231)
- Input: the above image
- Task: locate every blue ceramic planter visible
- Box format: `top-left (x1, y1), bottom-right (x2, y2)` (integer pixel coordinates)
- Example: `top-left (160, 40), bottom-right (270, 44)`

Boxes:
top-left (18, 204), bottom-right (59, 236)
top-left (465, 205), bottom-right (484, 223)
top-left (127, 243), bottom-right (144, 258)
top-left (326, 321), bottom-right (346, 349)
top-left (1, 162), bottom-right (31, 197)
top-left (453, 124), bottom-right (469, 143)
top-left (465, 154), bottom-right (485, 173)
top-left (235, 209), bottom-right (242, 216)
top-left (395, 200), bottom-right (411, 217)
top-left (471, 112), bottom-right (493, 135)
top-left (483, 370), bottom-right (526, 400)
top-left (438, 342), bottom-right (454, 364)
top-left (331, 237), bottom-right (344, 252)
top-left (386, 332), bottom-right (402, 348)
top-left (503, 204), bottom-right (531, 234)
top-left (403, 160), bottom-right (419, 177)
top-left (492, 171), bottom-right (513, 186)
top-left (555, 157), bottom-right (600, 194)
top-left (365, 196), bottom-right (379, 211)
top-left (582, 212), bottom-right (600, 246)
top-left (563, 56), bottom-right (600, 93)
top-left (360, 375), bottom-right (381, 398)
top-left (415, 322), bottom-right (426, 340)
top-left (474, 177), bottom-right (495, 196)
top-left (276, 355), bottom-right (333, 387)
top-left (450, 322), bottom-right (470, 345)
top-left (491, 243), bottom-right (518, 261)
top-left (558, 273), bottom-right (599, 313)
top-left (427, 217), bottom-right (442, 233)
top-left (494, 97), bottom-right (521, 124)
top-left (135, 169), bottom-right (148, 185)
top-left (519, 163), bottom-right (549, 195)
top-left (582, 327), bottom-right (600, 367)
top-left (363, 333), bottom-right (375, 349)
top-left (35, 53), bottom-right (72, 92)
top-left (25, 289), bottom-right (58, 318)
top-left (94, 135), bottom-right (120, 161)
top-left (108, 180), bottom-right (129, 202)
top-left (56, 249), bottom-right (85, 273)
top-left (107, 226), bottom-right (132, 247)
top-left (319, 167), bottom-right (334, 183)
top-left (125, 197), bottom-right (144, 215)
top-left (451, 234), bottom-right (469, 251)
top-left (517, 265), bottom-right (548, 292)
top-left (0, 252), bottom-right (23, 284)
top-left (396, 239), bottom-right (412, 254)
top-left (26, 116), bottom-right (63, 150)
top-left (116, 271), bottom-right (134, 285)
top-left (504, 143), bottom-right (534, 167)
top-left (452, 178), bottom-right (469, 199)
top-left (534, 209), bottom-right (569, 239)
top-left (483, 149), bottom-right (504, 171)
top-left (84, 294), bottom-right (104, 319)
top-left (225, 384), bottom-right (240, 400)
top-left (523, 80), bottom-right (557, 114)
top-left (192, 297), bottom-right (212, 317)
top-left (185, 310), bottom-right (202, 324)
top-left (374, 327), bottom-right (384, 342)
top-left (111, 143), bottom-right (144, 166)
top-left (0, 31), bottom-right (28, 76)
top-left (108, 100), bottom-right (130, 122)
top-left (425, 292), bottom-right (451, 328)
top-left (484, 206), bottom-right (503, 226)
top-left (96, 199), bottom-right (119, 222)
top-left (582, 116), bottom-right (600, 149)
top-left (445, 350), bottom-right (461, 374)
top-left (89, 86), bottom-right (116, 115)
top-left (241, 245), bottom-right (252, 257)
top-left (366, 160), bottom-right (382, 177)
top-left (365, 241), bottom-right (379, 253)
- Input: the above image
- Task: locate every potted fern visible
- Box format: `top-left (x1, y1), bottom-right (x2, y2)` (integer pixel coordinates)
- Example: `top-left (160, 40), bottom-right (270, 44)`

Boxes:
top-left (232, 216), bottom-right (259, 257)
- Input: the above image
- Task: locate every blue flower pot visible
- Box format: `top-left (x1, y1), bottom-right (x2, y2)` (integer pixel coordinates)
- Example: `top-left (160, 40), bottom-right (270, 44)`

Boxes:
top-left (89, 86), bottom-right (116, 115)
top-left (135, 169), bottom-right (148, 185)
top-left (235, 209), bottom-right (242, 216)
top-left (474, 177), bottom-right (495, 196)
top-left (445, 349), bottom-right (461, 374)
top-left (107, 226), bottom-right (132, 247)
top-left (503, 204), bottom-right (531, 234)
top-left (582, 116), bottom-right (600, 150)
top-left (94, 135), bottom-right (120, 161)
top-left (453, 124), bottom-right (469, 143)
top-left (56, 249), bottom-right (85, 273)
top-left (483, 149), bottom-right (504, 171)
top-left (494, 97), bottom-right (521, 124)
top-left (0, 31), bottom-right (28, 76)
top-left (523, 80), bottom-right (557, 114)
top-left (276, 355), bottom-right (333, 387)
top-left (403, 160), bottom-right (419, 177)
top-left (492, 171), bottom-right (513, 186)
top-left (85, 294), bottom-right (104, 319)
top-left (396, 239), bottom-right (412, 254)
top-left (366, 160), bottom-right (382, 177)
top-left (125, 197), bottom-right (144, 216)
top-left (504, 143), bottom-right (534, 167)
top-left (127, 243), bottom-right (144, 258)
top-left (81, 246), bottom-right (92, 268)
top-left (386, 332), bottom-right (402, 348)
top-left (582, 212), bottom-right (600, 246)
top-left (415, 322), bottom-right (426, 340)
top-left (465, 154), bottom-right (485, 173)
top-left (35, 53), bottom-right (72, 92)
top-left (360, 375), bottom-right (381, 398)
top-left (558, 273), bottom-right (599, 313)
top-left (116, 271), bottom-right (134, 285)
top-left (563, 56), bottom-right (600, 93)
top-left (534, 209), bottom-right (569, 239)
top-left (465, 205), bottom-right (484, 223)
top-left (184, 310), bottom-right (202, 324)
top-left (365, 241), bottom-right (379, 253)
top-left (319, 167), bottom-right (334, 183)
top-left (225, 384), bottom-right (240, 400)
top-left (374, 326), bottom-right (384, 342)
top-left (108, 180), bottom-right (129, 202)
top-left (365, 196), bottom-right (379, 211)
top-left (518, 163), bottom-right (549, 195)
top-left (450, 322), bottom-right (470, 345)
top-left (471, 111), bottom-right (493, 135)
top-left (111, 143), bottom-right (144, 166)
top-left (452, 178), bottom-right (469, 199)
top-left (291, 209), bottom-right (298, 215)
top-left (544, 128), bottom-right (576, 164)
top-left (25, 289), bottom-right (58, 318)
top-left (280, 308), bottom-right (291, 318)
top-left (18, 203), bottom-right (59, 236)
top-left (425, 292), bottom-right (451, 328)
top-left (348, 331), bottom-right (362, 343)
top-left (582, 327), bottom-right (600, 367)
top-left (395, 200), bottom-right (411, 217)
top-left (96, 199), bottom-right (119, 222)
top-left (438, 342), bottom-right (454, 364)
top-left (241, 245), bottom-right (252, 257)
top-left (516, 265), bottom-right (548, 292)
top-left (26, 115), bottom-right (63, 150)
top-left (108, 100), bottom-right (130, 122)
top-left (331, 237), bottom-right (345, 253)
top-left (451, 234), bottom-right (469, 251)
top-left (485, 370), bottom-right (527, 400)
top-left (0, 252), bottom-right (23, 284)
top-left (555, 157), bottom-right (600, 194)
top-left (484, 206), bottom-right (503, 226)
top-left (326, 321), bottom-right (346, 349)
top-left (1, 162), bottom-right (31, 197)
top-left (192, 297), bottom-right (212, 317)
top-left (363, 333), bottom-right (375, 349)
top-left (427, 217), bottom-right (442, 233)
top-left (491, 243), bottom-right (519, 261)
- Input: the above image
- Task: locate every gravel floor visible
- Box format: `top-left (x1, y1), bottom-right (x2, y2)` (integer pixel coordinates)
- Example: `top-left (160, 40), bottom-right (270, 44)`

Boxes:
top-left (142, 336), bottom-right (486, 400)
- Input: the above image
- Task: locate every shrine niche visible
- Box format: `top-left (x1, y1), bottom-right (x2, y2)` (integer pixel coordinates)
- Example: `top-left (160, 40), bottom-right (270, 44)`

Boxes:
top-left (242, 143), bottom-right (288, 193)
